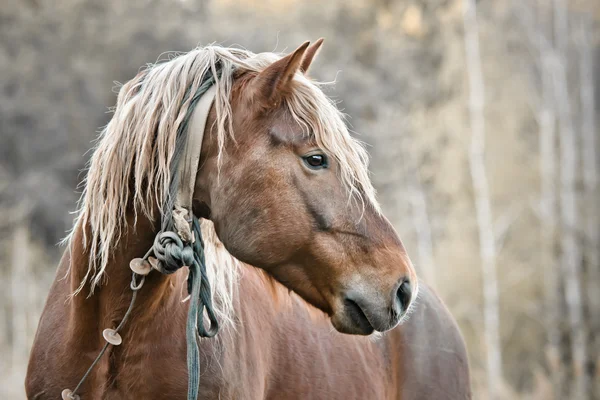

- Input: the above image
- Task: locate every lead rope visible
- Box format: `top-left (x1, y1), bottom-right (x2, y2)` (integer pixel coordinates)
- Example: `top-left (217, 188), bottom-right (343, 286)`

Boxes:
top-left (61, 216), bottom-right (217, 400)
top-left (153, 216), bottom-right (219, 399)
top-left (61, 273), bottom-right (145, 400)
top-left (142, 215), bottom-right (218, 399)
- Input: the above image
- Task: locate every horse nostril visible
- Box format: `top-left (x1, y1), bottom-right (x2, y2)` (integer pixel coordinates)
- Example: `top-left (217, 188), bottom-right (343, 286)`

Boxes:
top-left (395, 279), bottom-right (412, 313)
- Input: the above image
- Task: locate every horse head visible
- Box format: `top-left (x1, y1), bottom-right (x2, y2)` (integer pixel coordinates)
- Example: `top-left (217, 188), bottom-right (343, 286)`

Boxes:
top-left (193, 40), bottom-right (418, 335)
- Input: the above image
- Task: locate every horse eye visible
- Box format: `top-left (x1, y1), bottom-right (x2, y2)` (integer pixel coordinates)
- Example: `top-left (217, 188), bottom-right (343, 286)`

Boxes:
top-left (303, 154), bottom-right (328, 169)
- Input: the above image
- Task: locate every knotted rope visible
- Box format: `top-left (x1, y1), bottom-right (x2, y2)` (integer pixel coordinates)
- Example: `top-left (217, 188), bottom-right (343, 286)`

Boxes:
top-left (150, 216), bottom-right (219, 399)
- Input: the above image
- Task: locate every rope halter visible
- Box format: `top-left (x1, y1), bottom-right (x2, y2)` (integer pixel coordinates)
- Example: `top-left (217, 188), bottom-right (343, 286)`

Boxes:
top-left (62, 76), bottom-right (219, 400)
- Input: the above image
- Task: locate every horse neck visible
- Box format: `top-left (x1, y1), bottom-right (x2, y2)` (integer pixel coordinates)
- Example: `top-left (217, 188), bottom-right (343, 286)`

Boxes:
top-left (66, 213), bottom-right (185, 333)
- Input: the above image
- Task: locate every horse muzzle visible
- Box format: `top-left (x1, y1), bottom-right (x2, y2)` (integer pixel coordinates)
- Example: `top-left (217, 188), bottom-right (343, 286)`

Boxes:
top-left (331, 277), bottom-right (416, 335)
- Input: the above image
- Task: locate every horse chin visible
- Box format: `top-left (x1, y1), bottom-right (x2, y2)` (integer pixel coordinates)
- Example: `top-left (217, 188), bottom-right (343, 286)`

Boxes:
top-left (330, 311), bottom-right (376, 336)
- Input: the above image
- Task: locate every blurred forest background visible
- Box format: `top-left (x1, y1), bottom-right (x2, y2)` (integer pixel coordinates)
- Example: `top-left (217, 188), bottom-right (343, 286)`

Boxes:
top-left (0, 0), bottom-right (599, 398)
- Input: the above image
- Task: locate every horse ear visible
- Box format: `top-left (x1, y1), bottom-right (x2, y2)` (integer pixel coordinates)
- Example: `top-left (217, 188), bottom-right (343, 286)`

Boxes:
top-left (300, 38), bottom-right (324, 74)
top-left (254, 41), bottom-right (310, 104)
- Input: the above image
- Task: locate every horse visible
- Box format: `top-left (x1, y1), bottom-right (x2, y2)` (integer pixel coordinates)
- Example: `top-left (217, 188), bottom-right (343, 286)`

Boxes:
top-left (25, 40), bottom-right (471, 399)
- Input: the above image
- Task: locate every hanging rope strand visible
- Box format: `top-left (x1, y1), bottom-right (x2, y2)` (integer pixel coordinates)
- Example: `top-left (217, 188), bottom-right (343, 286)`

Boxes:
top-left (62, 274), bottom-right (145, 400)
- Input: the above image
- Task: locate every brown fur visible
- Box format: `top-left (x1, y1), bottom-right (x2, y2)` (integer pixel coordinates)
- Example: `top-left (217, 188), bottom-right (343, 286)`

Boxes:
top-left (26, 41), bottom-right (471, 399)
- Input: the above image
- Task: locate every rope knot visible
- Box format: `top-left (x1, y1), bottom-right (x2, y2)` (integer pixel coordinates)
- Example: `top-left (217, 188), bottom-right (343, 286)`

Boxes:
top-left (152, 231), bottom-right (195, 274)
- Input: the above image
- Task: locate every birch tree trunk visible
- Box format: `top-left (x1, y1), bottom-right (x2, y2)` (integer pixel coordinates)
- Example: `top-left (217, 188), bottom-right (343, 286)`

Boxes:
top-left (462, 0), bottom-right (503, 397)
top-left (539, 52), bottom-right (562, 398)
top-left (553, 61), bottom-right (588, 400)
top-left (528, 2), bottom-right (564, 396)
top-left (577, 15), bottom-right (598, 398)
top-left (551, 1), bottom-right (587, 397)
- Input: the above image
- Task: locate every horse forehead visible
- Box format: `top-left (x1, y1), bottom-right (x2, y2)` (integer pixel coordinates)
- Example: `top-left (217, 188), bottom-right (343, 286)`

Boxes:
top-left (231, 99), bottom-right (314, 148)
top-left (266, 114), bottom-right (314, 147)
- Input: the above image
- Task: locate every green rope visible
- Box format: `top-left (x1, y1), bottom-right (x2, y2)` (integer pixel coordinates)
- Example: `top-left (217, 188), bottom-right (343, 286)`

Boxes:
top-left (189, 217), bottom-right (219, 338)
top-left (152, 217), bottom-right (218, 400)
top-left (186, 218), bottom-right (218, 399)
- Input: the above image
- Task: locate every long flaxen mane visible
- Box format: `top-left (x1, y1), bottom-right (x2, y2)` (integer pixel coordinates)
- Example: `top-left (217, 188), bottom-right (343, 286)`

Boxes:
top-left (67, 44), bottom-right (378, 325)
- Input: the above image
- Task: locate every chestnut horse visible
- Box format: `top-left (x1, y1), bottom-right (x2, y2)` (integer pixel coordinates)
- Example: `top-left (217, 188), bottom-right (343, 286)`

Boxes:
top-left (26, 40), bottom-right (471, 399)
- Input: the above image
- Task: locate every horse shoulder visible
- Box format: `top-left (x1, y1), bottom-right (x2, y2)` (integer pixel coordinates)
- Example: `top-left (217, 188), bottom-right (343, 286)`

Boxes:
top-left (25, 248), bottom-right (83, 399)
top-left (390, 283), bottom-right (472, 400)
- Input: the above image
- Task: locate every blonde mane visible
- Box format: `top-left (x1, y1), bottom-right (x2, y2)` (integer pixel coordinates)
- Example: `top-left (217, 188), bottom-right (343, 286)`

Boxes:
top-left (67, 44), bottom-right (378, 325)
